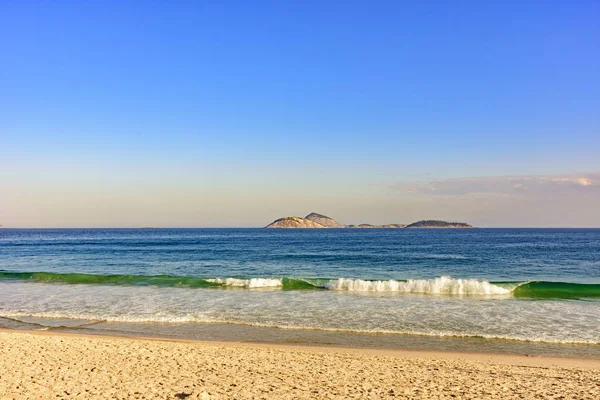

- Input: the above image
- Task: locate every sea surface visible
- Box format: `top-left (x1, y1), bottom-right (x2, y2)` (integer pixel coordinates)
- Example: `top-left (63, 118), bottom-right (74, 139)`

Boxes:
top-left (1, 228), bottom-right (599, 358)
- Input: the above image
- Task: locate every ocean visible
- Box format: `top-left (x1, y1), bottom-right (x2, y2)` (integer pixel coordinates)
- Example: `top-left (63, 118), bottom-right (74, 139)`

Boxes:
top-left (1, 228), bottom-right (599, 358)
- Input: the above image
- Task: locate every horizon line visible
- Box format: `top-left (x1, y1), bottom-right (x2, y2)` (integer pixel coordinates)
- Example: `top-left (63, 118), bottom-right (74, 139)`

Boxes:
top-left (2, 226), bottom-right (600, 229)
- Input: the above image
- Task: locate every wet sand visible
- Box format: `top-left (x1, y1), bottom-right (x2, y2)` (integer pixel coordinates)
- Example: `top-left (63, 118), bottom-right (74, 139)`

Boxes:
top-left (1, 330), bottom-right (599, 399)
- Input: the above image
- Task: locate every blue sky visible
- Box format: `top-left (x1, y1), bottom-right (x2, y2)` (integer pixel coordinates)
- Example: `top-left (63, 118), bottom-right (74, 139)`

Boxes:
top-left (1, 1), bottom-right (599, 227)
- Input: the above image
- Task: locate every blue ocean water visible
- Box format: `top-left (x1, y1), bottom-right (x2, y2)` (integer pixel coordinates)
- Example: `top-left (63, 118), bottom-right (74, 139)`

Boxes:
top-left (1, 228), bottom-right (599, 347)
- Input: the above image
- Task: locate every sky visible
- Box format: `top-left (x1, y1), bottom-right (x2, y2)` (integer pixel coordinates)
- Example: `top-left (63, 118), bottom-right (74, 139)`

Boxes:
top-left (1, 1), bottom-right (599, 227)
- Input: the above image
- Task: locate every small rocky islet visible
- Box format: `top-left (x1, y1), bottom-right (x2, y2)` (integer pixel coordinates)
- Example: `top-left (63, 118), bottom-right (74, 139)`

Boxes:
top-left (265, 213), bottom-right (474, 229)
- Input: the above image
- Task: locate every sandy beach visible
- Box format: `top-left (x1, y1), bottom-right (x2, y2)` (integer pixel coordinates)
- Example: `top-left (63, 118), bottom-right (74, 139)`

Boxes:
top-left (1, 330), bottom-right (598, 399)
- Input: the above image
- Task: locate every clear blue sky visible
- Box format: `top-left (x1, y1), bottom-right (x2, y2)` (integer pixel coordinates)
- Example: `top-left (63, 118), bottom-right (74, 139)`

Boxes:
top-left (1, 1), bottom-right (599, 227)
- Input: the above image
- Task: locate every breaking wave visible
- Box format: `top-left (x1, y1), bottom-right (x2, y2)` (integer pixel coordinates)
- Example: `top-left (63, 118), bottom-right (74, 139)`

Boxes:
top-left (323, 277), bottom-right (511, 295)
top-left (205, 278), bottom-right (282, 288)
top-left (1, 271), bottom-right (599, 299)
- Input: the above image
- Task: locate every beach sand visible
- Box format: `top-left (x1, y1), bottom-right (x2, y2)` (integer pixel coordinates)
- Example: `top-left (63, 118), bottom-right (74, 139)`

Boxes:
top-left (0, 330), bottom-right (598, 399)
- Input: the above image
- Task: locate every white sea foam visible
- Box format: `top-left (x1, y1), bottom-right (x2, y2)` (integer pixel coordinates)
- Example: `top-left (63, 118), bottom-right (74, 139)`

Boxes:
top-left (2, 282), bottom-right (599, 345)
top-left (206, 278), bottom-right (282, 288)
top-left (324, 276), bottom-right (511, 295)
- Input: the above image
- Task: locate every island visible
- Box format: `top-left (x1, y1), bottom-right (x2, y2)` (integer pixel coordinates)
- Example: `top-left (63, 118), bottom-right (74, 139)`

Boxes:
top-left (265, 213), bottom-right (473, 229)
top-left (265, 217), bottom-right (327, 228)
top-left (304, 212), bottom-right (344, 228)
top-left (405, 220), bottom-right (474, 228)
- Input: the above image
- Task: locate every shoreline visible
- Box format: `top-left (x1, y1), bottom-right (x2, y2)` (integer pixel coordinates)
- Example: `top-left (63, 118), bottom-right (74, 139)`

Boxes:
top-left (4, 315), bottom-right (600, 360)
top-left (1, 329), bottom-right (599, 399)
top-left (2, 328), bottom-right (599, 369)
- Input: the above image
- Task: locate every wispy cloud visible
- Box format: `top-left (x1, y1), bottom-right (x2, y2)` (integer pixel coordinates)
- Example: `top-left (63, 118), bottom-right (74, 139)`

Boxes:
top-left (396, 173), bottom-right (600, 196)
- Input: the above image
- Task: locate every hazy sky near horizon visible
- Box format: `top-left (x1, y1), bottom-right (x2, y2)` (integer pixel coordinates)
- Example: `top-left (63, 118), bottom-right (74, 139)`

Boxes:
top-left (1, 1), bottom-right (599, 227)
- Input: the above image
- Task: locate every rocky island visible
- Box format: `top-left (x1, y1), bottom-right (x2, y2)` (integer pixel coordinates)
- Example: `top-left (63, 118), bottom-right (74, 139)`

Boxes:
top-left (265, 213), bottom-right (472, 229)
top-left (304, 213), bottom-right (344, 228)
top-left (405, 220), bottom-right (474, 228)
top-left (265, 217), bottom-right (327, 228)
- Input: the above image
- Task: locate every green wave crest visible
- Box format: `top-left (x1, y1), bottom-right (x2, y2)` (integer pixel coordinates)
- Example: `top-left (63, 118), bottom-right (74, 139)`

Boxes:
top-left (1, 271), bottom-right (600, 299)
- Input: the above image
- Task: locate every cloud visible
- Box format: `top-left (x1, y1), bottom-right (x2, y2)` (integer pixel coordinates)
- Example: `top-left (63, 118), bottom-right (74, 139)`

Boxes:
top-left (395, 172), bottom-right (600, 196)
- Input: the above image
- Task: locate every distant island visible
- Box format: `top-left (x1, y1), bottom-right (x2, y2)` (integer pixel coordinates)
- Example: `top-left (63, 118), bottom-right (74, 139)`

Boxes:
top-left (265, 213), bottom-right (473, 229)
top-left (405, 220), bottom-right (474, 229)
top-left (265, 216), bottom-right (329, 229)
top-left (305, 212), bottom-right (344, 228)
